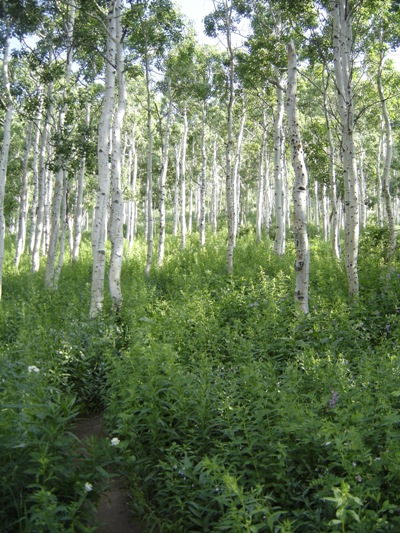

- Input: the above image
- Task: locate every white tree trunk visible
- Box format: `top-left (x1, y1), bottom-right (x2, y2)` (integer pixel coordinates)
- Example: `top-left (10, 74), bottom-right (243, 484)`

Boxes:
top-left (15, 121), bottom-right (33, 269)
top-left (32, 70), bottom-right (53, 272)
top-left (53, 171), bottom-right (67, 285)
top-left (331, 0), bottom-right (359, 297)
top-left (377, 49), bottom-right (396, 261)
top-left (73, 102), bottom-right (90, 261)
top-left (0, 19), bottom-right (13, 298)
top-left (180, 105), bottom-right (188, 251)
top-left (287, 40), bottom-right (310, 314)
top-left (199, 102), bottom-right (207, 246)
top-left (358, 144), bottom-right (367, 229)
top-left (322, 69), bottom-right (340, 259)
top-left (211, 135), bottom-right (219, 235)
top-left (29, 108), bottom-right (41, 255)
top-left (256, 121), bottom-right (267, 242)
top-left (127, 119), bottom-right (138, 248)
top-left (109, 0), bottom-right (126, 312)
top-left (322, 183), bottom-right (329, 242)
top-left (376, 119), bottom-right (384, 226)
top-left (173, 142), bottom-right (181, 237)
top-left (233, 102), bottom-right (246, 236)
top-left (45, 3), bottom-right (76, 288)
top-left (157, 79), bottom-right (173, 265)
top-left (273, 72), bottom-right (285, 255)
top-left (90, 0), bottom-right (117, 316)
top-left (145, 48), bottom-right (154, 276)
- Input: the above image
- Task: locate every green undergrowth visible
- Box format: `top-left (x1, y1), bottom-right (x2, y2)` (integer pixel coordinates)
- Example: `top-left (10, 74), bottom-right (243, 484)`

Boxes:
top-left (2, 226), bottom-right (400, 531)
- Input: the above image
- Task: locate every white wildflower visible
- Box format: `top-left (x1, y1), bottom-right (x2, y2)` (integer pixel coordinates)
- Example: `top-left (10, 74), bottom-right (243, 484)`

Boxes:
top-left (28, 365), bottom-right (40, 373)
top-left (84, 482), bottom-right (93, 492)
top-left (111, 437), bottom-right (120, 446)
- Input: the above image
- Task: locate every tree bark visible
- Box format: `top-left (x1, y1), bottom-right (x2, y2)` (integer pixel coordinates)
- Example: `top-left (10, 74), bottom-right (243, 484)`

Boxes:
top-left (199, 102), bottom-right (207, 246)
top-left (180, 105), bottom-right (188, 251)
top-left (331, 0), bottom-right (359, 297)
top-left (377, 48), bottom-right (396, 261)
top-left (32, 62), bottom-right (53, 272)
top-left (211, 135), bottom-right (219, 235)
top-left (45, 2), bottom-right (76, 288)
top-left (109, 0), bottom-right (126, 312)
top-left (0, 16), bottom-right (13, 298)
top-left (73, 102), bottom-right (90, 261)
top-left (287, 40), bottom-right (310, 314)
top-left (273, 70), bottom-right (285, 255)
top-left (144, 45), bottom-right (154, 276)
top-left (90, 0), bottom-right (117, 316)
top-left (15, 121), bottom-right (33, 269)
top-left (157, 79), bottom-right (173, 265)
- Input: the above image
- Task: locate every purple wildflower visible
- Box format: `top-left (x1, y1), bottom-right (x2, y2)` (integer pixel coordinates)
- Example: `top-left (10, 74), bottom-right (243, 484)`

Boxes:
top-left (329, 390), bottom-right (339, 409)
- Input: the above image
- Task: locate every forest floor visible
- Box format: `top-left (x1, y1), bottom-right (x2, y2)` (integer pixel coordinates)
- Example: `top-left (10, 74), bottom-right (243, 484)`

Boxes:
top-left (73, 414), bottom-right (143, 533)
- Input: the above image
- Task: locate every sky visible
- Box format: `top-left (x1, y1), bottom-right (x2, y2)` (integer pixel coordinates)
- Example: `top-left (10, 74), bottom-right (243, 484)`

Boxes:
top-left (174, 0), bottom-right (215, 44)
top-left (174, 1), bottom-right (400, 70)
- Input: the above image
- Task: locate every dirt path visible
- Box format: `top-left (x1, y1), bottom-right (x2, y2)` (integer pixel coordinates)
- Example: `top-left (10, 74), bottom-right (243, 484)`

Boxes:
top-left (73, 414), bottom-right (142, 533)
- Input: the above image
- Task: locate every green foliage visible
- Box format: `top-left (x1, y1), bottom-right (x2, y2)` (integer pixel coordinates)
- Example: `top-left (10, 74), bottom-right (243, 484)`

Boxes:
top-left (4, 228), bottom-right (400, 531)
top-left (0, 358), bottom-right (110, 532)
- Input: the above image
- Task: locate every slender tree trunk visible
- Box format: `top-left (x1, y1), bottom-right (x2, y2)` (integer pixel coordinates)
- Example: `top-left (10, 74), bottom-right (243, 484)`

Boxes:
top-left (314, 181), bottom-right (319, 230)
top-left (0, 17), bottom-right (13, 298)
top-left (45, 3), bottom-right (76, 288)
top-left (256, 120), bottom-right (267, 242)
top-left (331, 0), bottom-right (359, 297)
top-left (73, 102), bottom-right (90, 261)
top-left (33, 66), bottom-right (53, 272)
top-left (322, 183), bottom-right (329, 241)
top-left (145, 47), bottom-right (154, 277)
top-left (15, 121), bottom-right (33, 269)
top-left (225, 5), bottom-right (235, 273)
top-left (233, 101), bottom-right (246, 237)
top-left (211, 135), bottom-right (219, 235)
top-left (377, 49), bottom-right (396, 262)
top-left (273, 72), bottom-right (285, 255)
top-left (322, 69), bottom-right (340, 259)
top-left (287, 40), bottom-right (309, 314)
top-left (157, 79), bottom-right (173, 265)
top-left (90, 0), bottom-right (117, 316)
top-left (126, 119), bottom-right (138, 248)
top-left (264, 147), bottom-right (271, 234)
top-left (29, 107), bottom-right (42, 255)
top-left (53, 171), bottom-right (67, 285)
top-left (376, 119), bottom-right (384, 226)
top-left (358, 144), bottom-right (367, 229)
top-left (173, 142), bottom-right (181, 237)
top-left (180, 105), bottom-right (188, 251)
top-left (199, 102), bottom-right (207, 246)
top-left (109, 0), bottom-right (126, 312)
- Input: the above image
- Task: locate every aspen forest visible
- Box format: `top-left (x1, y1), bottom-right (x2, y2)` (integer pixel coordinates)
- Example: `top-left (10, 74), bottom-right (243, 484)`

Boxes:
top-left (3, 0), bottom-right (400, 531)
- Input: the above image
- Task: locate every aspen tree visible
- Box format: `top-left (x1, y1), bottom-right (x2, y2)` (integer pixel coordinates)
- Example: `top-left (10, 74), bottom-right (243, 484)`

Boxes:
top-left (273, 71), bottom-right (285, 255)
top-left (157, 79), bottom-right (173, 265)
top-left (72, 102), bottom-right (90, 261)
top-left (287, 40), bottom-right (310, 314)
top-left (180, 105), bottom-right (188, 251)
top-left (173, 142), bottom-right (181, 236)
top-left (45, 2), bottom-right (76, 288)
top-left (0, 6), bottom-right (12, 299)
top-left (109, 0), bottom-right (125, 311)
top-left (211, 135), bottom-right (219, 235)
top-left (15, 121), bottom-right (33, 269)
top-left (29, 106), bottom-right (42, 255)
top-left (199, 101), bottom-right (207, 246)
top-left (330, 0), bottom-right (359, 297)
top-left (32, 57), bottom-right (53, 272)
top-left (377, 44), bottom-right (396, 261)
top-left (90, 0), bottom-right (117, 316)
